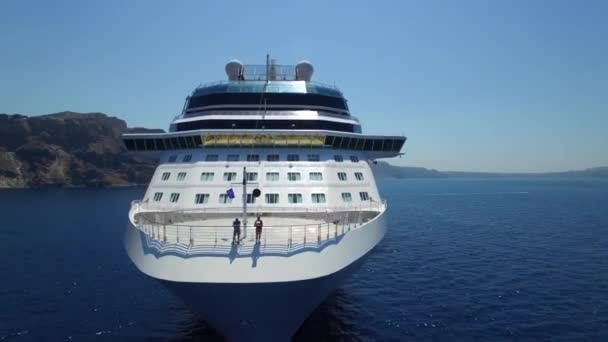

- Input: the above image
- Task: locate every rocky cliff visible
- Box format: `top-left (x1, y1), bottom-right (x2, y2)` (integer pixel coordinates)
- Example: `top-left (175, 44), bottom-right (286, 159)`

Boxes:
top-left (0, 112), bottom-right (161, 188)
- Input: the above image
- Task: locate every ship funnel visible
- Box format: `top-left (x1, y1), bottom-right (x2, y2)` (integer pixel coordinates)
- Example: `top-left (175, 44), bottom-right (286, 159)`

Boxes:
top-left (225, 59), bottom-right (244, 80)
top-left (295, 61), bottom-right (314, 81)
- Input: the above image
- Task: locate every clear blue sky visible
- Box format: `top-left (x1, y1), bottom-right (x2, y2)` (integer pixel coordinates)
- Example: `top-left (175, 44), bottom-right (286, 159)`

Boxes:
top-left (1, 0), bottom-right (606, 172)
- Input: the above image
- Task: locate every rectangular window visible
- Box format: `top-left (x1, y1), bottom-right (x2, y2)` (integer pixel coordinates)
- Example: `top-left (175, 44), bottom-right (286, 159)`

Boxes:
top-left (227, 154), bottom-right (240, 161)
top-left (168, 155), bottom-right (177, 163)
top-left (288, 193), bottom-right (303, 204)
top-left (307, 154), bottom-right (320, 162)
top-left (176, 172), bottom-right (187, 181)
top-left (247, 154), bottom-right (260, 162)
top-left (334, 155), bottom-right (343, 162)
top-left (354, 172), bottom-right (364, 181)
top-left (359, 192), bottom-right (370, 201)
top-left (205, 154), bottom-right (219, 161)
top-left (170, 193), bottom-right (180, 203)
top-left (266, 154), bottom-right (280, 161)
top-left (350, 156), bottom-right (359, 163)
top-left (341, 192), bottom-right (352, 202)
top-left (246, 193), bottom-right (256, 204)
top-left (309, 172), bottom-right (323, 181)
top-left (200, 172), bottom-right (214, 181)
top-left (219, 194), bottom-right (233, 204)
top-left (246, 172), bottom-right (258, 182)
top-left (287, 172), bottom-right (301, 181)
top-left (287, 154), bottom-right (300, 162)
top-left (224, 172), bottom-right (237, 181)
top-left (161, 172), bottom-right (170, 181)
top-left (153, 192), bottom-right (163, 201)
top-left (311, 193), bottom-right (326, 203)
top-left (265, 193), bottom-right (279, 204)
top-left (183, 154), bottom-right (192, 162)
top-left (194, 193), bottom-right (210, 204)
top-left (266, 172), bottom-right (279, 181)
top-left (337, 172), bottom-right (348, 181)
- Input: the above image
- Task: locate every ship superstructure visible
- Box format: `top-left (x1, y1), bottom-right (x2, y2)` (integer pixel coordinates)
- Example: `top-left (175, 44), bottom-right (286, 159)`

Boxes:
top-left (122, 57), bottom-right (406, 341)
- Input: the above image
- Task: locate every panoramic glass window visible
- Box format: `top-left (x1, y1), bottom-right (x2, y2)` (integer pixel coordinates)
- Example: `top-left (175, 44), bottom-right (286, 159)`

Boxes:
top-left (287, 154), bottom-right (300, 162)
top-left (205, 154), bottom-right (219, 161)
top-left (265, 193), bottom-right (279, 204)
top-left (311, 193), bottom-right (326, 203)
top-left (309, 172), bottom-right (323, 181)
top-left (287, 172), bottom-right (301, 181)
top-left (354, 172), bottom-right (364, 181)
top-left (334, 155), bottom-right (343, 162)
top-left (194, 193), bottom-right (210, 204)
top-left (288, 193), bottom-right (303, 203)
top-left (247, 154), bottom-right (260, 161)
top-left (168, 155), bottom-right (177, 163)
top-left (337, 172), bottom-right (348, 181)
top-left (176, 172), bottom-right (187, 181)
top-left (341, 192), bottom-right (352, 202)
top-left (350, 156), bottom-right (359, 163)
top-left (227, 154), bottom-right (240, 161)
top-left (161, 172), bottom-right (170, 181)
top-left (359, 192), bottom-right (369, 201)
top-left (307, 154), bottom-right (320, 162)
top-left (200, 172), bottom-right (214, 181)
top-left (183, 154), bottom-right (192, 162)
top-left (153, 192), bottom-right (163, 201)
top-left (266, 172), bottom-right (279, 181)
top-left (223, 172), bottom-right (237, 181)
top-left (170, 193), bottom-right (180, 203)
top-left (266, 154), bottom-right (280, 161)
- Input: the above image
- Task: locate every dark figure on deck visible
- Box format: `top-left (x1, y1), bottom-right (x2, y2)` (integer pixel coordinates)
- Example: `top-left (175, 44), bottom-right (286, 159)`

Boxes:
top-left (254, 215), bottom-right (263, 244)
top-left (232, 218), bottom-right (241, 244)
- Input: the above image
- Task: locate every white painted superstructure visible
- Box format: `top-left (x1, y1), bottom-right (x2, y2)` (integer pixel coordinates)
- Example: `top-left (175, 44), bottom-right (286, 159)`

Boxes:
top-left (122, 57), bottom-right (406, 341)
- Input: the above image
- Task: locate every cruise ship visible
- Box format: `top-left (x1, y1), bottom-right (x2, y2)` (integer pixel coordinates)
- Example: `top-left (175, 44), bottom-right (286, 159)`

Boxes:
top-left (122, 57), bottom-right (406, 341)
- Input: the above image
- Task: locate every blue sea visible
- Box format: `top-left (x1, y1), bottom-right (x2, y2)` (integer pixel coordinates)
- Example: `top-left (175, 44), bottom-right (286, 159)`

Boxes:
top-left (1, 178), bottom-right (608, 341)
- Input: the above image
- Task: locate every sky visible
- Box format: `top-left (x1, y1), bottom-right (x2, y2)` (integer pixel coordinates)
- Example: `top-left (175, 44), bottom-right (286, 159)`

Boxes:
top-left (0, 0), bottom-right (607, 172)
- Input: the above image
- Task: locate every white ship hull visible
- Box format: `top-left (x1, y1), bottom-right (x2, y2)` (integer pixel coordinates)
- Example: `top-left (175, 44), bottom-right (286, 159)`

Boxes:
top-left (124, 209), bottom-right (386, 341)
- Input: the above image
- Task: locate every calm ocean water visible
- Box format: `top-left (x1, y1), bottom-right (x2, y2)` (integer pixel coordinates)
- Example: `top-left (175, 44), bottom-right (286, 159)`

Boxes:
top-left (1, 178), bottom-right (608, 341)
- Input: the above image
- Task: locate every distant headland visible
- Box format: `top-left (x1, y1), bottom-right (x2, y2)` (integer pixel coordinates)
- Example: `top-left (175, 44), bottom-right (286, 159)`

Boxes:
top-left (0, 112), bottom-right (606, 188)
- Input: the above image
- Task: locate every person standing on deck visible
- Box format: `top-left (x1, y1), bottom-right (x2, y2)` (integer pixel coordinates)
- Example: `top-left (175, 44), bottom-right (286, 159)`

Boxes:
top-left (232, 218), bottom-right (241, 244)
top-left (254, 215), bottom-right (263, 244)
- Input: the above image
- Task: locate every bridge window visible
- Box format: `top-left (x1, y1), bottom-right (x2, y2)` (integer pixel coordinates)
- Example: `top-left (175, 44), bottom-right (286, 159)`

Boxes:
top-left (176, 172), bottom-right (187, 181)
top-left (266, 154), bottom-right (280, 161)
top-left (350, 156), bottom-right (359, 163)
top-left (153, 192), bottom-right (163, 201)
top-left (168, 155), bottom-right (177, 163)
top-left (341, 192), bottom-right (352, 202)
top-left (223, 172), bottom-right (237, 181)
top-left (359, 192), bottom-right (370, 201)
top-left (247, 154), bottom-right (260, 161)
top-left (200, 172), bottom-right (214, 181)
top-left (354, 172), bottom-right (364, 181)
top-left (265, 193), bottom-right (279, 204)
top-left (227, 154), bottom-right (240, 161)
top-left (194, 193), bottom-right (210, 204)
top-left (161, 172), bottom-right (170, 181)
top-left (288, 193), bottom-right (303, 204)
top-left (334, 155), bottom-right (343, 162)
top-left (205, 154), bottom-right (218, 161)
top-left (309, 172), bottom-right (323, 181)
top-left (287, 154), bottom-right (300, 162)
top-left (288, 172), bottom-right (301, 181)
top-left (246, 172), bottom-right (258, 181)
top-left (307, 154), bottom-right (320, 161)
top-left (311, 193), bottom-right (326, 203)
top-left (219, 194), bottom-right (233, 204)
top-left (170, 193), bottom-right (180, 203)
top-left (246, 193), bottom-right (256, 204)
top-left (266, 172), bottom-right (279, 181)
top-left (183, 154), bottom-right (192, 162)
top-left (337, 172), bottom-right (348, 181)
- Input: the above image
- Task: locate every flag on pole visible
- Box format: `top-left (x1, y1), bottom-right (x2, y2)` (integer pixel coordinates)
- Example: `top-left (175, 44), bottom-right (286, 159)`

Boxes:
top-left (226, 188), bottom-right (235, 199)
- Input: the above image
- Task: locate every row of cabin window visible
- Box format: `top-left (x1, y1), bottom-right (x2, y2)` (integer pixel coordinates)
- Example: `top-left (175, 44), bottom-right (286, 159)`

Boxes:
top-left (160, 171), bottom-right (365, 182)
top-left (167, 154), bottom-right (360, 163)
top-left (152, 191), bottom-right (370, 204)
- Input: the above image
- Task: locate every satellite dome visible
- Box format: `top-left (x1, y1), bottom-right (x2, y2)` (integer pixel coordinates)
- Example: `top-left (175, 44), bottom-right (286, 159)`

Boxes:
top-left (295, 61), bottom-right (314, 81)
top-left (225, 59), bottom-right (243, 80)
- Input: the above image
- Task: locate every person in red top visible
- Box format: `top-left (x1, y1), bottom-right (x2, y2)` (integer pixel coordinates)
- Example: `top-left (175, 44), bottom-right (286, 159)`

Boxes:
top-left (254, 215), bottom-right (263, 244)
